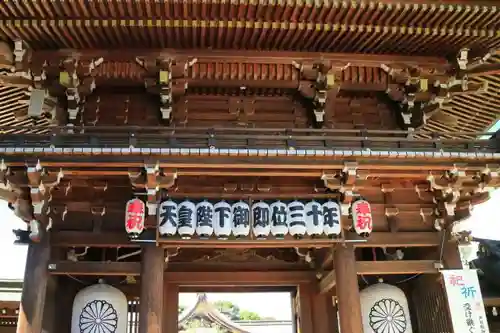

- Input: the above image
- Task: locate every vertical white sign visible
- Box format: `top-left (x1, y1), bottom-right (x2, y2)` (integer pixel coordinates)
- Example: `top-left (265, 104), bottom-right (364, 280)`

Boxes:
top-left (442, 269), bottom-right (489, 333)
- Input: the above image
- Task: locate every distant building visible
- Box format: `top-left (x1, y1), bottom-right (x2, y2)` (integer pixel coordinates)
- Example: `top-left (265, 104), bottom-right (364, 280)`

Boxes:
top-left (0, 279), bottom-right (21, 333)
top-left (179, 293), bottom-right (292, 333)
top-left (233, 320), bottom-right (292, 333)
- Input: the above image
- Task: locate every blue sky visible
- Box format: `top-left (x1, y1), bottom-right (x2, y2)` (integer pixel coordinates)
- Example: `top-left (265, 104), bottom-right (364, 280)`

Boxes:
top-left (1, 190), bottom-right (499, 319)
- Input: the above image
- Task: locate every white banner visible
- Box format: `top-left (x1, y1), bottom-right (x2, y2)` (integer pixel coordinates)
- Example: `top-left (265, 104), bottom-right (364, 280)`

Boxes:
top-left (441, 270), bottom-right (489, 333)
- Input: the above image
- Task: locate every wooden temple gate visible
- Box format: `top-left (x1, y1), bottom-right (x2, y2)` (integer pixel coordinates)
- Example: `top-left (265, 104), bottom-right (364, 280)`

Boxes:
top-left (0, 0), bottom-right (499, 333)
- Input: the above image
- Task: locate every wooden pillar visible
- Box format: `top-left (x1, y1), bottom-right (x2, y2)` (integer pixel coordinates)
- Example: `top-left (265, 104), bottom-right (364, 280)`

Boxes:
top-left (53, 277), bottom-right (80, 333)
top-left (297, 284), bottom-right (314, 333)
top-left (311, 292), bottom-right (338, 333)
top-left (139, 245), bottom-right (164, 333)
top-left (162, 284), bottom-right (178, 333)
top-left (440, 232), bottom-right (464, 333)
top-left (334, 244), bottom-right (363, 333)
top-left (290, 292), bottom-right (298, 333)
top-left (41, 276), bottom-right (56, 333)
top-left (16, 238), bottom-right (50, 333)
top-left (442, 231), bottom-right (463, 269)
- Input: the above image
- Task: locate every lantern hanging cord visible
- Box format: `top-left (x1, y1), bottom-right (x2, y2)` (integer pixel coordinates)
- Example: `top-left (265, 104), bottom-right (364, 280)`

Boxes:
top-left (66, 274), bottom-right (128, 286)
top-left (438, 230), bottom-right (446, 265)
top-left (360, 273), bottom-right (420, 285)
top-left (394, 273), bottom-right (421, 285)
top-left (66, 274), bottom-right (87, 285)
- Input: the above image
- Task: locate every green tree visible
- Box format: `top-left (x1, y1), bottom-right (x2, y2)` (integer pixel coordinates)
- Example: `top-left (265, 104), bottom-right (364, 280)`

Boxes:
top-left (213, 300), bottom-right (265, 321)
top-left (239, 310), bottom-right (261, 321)
top-left (179, 300), bottom-right (274, 324)
top-left (213, 300), bottom-right (241, 320)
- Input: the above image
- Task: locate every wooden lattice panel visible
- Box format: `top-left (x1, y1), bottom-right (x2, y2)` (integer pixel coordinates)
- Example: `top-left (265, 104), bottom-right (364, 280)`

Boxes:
top-left (410, 275), bottom-right (453, 333)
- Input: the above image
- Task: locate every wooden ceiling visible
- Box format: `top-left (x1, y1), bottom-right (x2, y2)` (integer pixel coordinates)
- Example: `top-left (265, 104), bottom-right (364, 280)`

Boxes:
top-left (0, 0), bottom-right (498, 134)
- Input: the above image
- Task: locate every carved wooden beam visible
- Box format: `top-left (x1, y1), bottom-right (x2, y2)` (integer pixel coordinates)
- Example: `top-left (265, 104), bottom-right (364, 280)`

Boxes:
top-left (0, 41), bottom-right (62, 122)
top-left (137, 57), bottom-right (196, 123)
top-left (382, 57), bottom-right (488, 130)
top-left (294, 61), bottom-right (345, 128)
top-left (321, 162), bottom-right (358, 229)
top-left (455, 48), bottom-right (500, 77)
top-left (382, 184), bottom-right (399, 232)
top-left (478, 165), bottom-right (500, 190)
top-left (0, 161), bottom-right (62, 242)
top-left (25, 162), bottom-right (63, 239)
top-left (128, 164), bottom-right (178, 227)
top-left (58, 57), bottom-right (103, 125)
top-left (426, 164), bottom-right (490, 232)
top-left (90, 180), bottom-right (107, 232)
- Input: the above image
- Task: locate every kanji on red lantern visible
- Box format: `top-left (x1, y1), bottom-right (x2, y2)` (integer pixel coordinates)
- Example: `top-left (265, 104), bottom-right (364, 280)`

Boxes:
top-left (356, 215), bottom-right (372, 230)
top-left (352, 200), bottom-right (373, 235)
top-left (355, 201), bottom-right (371, 215)
top-left (125, 199), bottom-right (145, 235)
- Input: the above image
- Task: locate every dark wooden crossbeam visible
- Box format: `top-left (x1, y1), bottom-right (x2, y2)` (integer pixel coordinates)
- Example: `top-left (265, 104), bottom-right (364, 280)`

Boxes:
top-left (47, 262), bottom-right (316, 285)
top-left (318, 260), bottom-right (440, 294)
top-left (0, 157), bottom-right (496, 173)
top-left (50, 231), bottom-right (441, 248)
top-left (48, 261), bottom-right (141, 276)
top-left (33, 49), bottom-right (449, 69)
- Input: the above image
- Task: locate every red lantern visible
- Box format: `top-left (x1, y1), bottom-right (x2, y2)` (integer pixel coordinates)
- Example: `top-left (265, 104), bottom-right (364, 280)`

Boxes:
top-left (125, 198), bottom-right (145, 238)
top-left (351, 199), bottom-right (373, 237)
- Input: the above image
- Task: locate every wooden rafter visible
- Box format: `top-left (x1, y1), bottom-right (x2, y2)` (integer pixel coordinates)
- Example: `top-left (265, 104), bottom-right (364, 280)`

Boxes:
top-left (1, 0), bottom-right (499, 21)
top-left (0, 17), bottom-right (498, 55)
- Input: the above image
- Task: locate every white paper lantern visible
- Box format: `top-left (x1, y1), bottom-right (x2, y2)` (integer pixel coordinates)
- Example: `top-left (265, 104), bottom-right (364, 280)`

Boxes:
top-left (360, 283), bottom-right (413, 333)
top-left (305, 200), bottom-right (324, 236)
top-left (252, 201), bottom-right (271, 239)
top-left (71, 282), bottom-right (127, 333)
top-left (323, 200), bottom-right (341, 237)
top-left (213, 200), bottom-right (232, 239)
top-left (287, 200), bottom-right (306, 237)
top-left (158, 199), bottom-right (178, 236)
top-left (178, 200), bottom-right (196, 238)
top-left (352, 199), bottom-right (373, 237)
top-left (232, 201), bottom-right (250, 238)
top-left (270, 200), bottom-right (288, 238)
top-left (196, 200), bottom-right (214, 238)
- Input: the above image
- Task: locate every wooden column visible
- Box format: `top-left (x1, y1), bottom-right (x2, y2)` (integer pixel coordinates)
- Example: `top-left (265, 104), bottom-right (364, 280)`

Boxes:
top-left (311, 292), bottom-right (338, 333)
top-left (334, 244), bottom-right (363, 333)
top-left (290, 292), bottom-right (298, 333)
top-left (53, 277), bottom-right (80, 333)
top-left (139, 245), bottom-right (164, 333)
top-left (297, 284), bottom-right (314, 333)
top-left (16, 237), bottom-right (50, 333)
top-left (442, 231), bottom-right (463, 269)
top-left (162, 284), bottom-right (179, 333)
